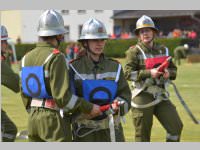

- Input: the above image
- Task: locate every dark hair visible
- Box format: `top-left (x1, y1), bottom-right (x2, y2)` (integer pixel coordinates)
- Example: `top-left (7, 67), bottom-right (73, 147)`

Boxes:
top-left (38, 36), bottom-right (57, 42)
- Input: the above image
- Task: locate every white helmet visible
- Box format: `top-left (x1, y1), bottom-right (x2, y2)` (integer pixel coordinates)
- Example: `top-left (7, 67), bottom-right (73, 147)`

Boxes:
top-left (37, 10), bottom-right (67, 36)
top-left (1, 25), bottom-right (9, 40)
top-left (79, 18), bottom-right (108, 41)
top-left (135, 15), bottom-right (158, 35)
top-left (184, 44), bottom-right (189, 49)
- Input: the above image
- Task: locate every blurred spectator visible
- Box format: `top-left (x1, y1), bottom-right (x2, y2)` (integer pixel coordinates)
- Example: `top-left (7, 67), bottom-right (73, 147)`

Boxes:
top-left (120, 32), bottom-right (130, 39)
top-left (110, 33), bottom-right (116, 39)
top-left (172, 29), bottom-right (182, 38)
top-left (187, 30), bottom-right (197, 39)
top-left (66, 43), bottom-right (75, 61)
top-left (74, 43), bottom-right (80, 59)
top-left (16, 36), bottom-right (21, 44)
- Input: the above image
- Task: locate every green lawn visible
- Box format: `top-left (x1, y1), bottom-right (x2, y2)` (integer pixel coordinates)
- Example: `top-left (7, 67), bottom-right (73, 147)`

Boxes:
top-left (1, 60), bottom-right (200, 142)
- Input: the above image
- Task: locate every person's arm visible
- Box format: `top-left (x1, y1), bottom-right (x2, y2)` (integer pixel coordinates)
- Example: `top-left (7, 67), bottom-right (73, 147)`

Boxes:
top-left (1, 61), bottom-right (20, 93)
top-left (124, 48), bottom-right (151, 82)
top-left (115, 67), bottom-right (131, 116)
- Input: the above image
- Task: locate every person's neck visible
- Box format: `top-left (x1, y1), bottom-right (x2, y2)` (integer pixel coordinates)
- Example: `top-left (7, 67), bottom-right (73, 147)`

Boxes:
top-left (143, 41), bottom-right (153, 49)
top-left (41, 39), bottom-right (58, 48)
top-left (88, 52), bottom-right (100, 62)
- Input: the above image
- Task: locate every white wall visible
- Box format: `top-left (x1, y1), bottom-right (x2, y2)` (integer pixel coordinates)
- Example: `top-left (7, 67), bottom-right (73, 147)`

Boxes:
top-left (18, 10), bottom-right (114, 43)
top-left (20, 10), bottom-right (44, 43)
top-left (61, 10), bottom-right (114, 41)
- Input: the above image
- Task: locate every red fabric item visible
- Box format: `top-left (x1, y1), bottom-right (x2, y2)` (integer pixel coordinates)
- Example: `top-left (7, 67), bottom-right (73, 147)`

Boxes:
top-left (145, 56), bottom-right (169, 69)
top-left (45, 99), bottom-right (56, 108)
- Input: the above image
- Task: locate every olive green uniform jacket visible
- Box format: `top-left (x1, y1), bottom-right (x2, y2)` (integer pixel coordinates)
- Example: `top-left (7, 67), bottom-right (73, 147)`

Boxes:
top-left (19, 42), bottom-right (94, 142)
top-left (1, 59), bottom-right (19, 142)
top-left (70, 53), bottom-right (131, 142)
top-left (124, 41), bottom-right (183, 142)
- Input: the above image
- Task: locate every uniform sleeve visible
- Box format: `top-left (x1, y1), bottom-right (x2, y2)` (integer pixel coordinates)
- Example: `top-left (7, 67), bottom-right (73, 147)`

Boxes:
top-left (168, 56), bottom-right (177, 80)
top-left (19, 60), bottom-right (32, 112)
top-left (1, 61), bottom-right (20, 93)
top-left (124, 48), bottom-right (151, 82)
top-left (116, 66), bottom-right (131, 116)
top-left (49, 54), bottom-right (93, 113)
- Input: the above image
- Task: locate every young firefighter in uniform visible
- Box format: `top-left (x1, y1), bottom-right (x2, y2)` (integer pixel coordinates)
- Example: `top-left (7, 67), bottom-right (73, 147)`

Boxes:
top-left (69, 18), bottom-right (131, 142)
top-left (19, 10), bottom-right (101, 142)
top-left (1, 25), bottom-right (19, 142)
top-left (173, 44), bottom-right (189, 65)
top-left (124, 15), bottom-right (183, 142)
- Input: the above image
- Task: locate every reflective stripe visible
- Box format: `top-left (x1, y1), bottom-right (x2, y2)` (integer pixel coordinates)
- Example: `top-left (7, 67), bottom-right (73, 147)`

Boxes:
top-left (44, 70), bottom-right (49, 77)
top-left (136, 45), bottom-right (147, 59)
top-left (74, 72), bottom-right (119, 80)
top-left (131, 98), bottom-right (162, 109)
top-left (64, 94), bottom-right (78, 110)
top-left (70, 63), bottom-right (121, 81)
top-left (96, 72), bottom-right (118, 80)
top-left (31, 99), bottom-right (59, 110)
top-left (2, 133), bottom-right (16, 139)
top-left (137, 45), bottom-right (169, 59)
top-left (43, 53), bottom-right (54, 65)
top-left (70, 64), bottom-right (85, 80)
top-left (165, 47), bottom-right (169, 56)
top-left (130, 71), bottom-right (138, 81)
top-left (108, 114), bottom-right (115, 142)
top-left (166, 133), bottom-right (179, 141)
top-left (115, 64), bottom-right (121, 82)
top-left (116, 97), bottom-right (129, 115)
top-left (21, 55), bottom-right (26, 67)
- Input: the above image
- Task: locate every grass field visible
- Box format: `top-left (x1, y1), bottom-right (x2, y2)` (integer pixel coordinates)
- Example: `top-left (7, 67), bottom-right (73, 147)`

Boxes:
top-left (1, 60), bottom-right (200, 142)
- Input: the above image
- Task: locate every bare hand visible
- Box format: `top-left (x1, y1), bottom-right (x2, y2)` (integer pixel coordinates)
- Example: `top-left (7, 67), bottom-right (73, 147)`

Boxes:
top-left (111, 100), bottom-right (120, 112)
top-left (87, 104), bottom-right (102, 119)
top-left (150, 68), bottom-right (163, 78)
top-left (163, 69), bottom-right (170, 79)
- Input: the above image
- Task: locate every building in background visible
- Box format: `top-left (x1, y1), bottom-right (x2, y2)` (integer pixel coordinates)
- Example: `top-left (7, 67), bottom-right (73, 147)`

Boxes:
top-left (1, 10), bottom-right (114, 43)
top-left (112, 10), bottom-right (200, 38)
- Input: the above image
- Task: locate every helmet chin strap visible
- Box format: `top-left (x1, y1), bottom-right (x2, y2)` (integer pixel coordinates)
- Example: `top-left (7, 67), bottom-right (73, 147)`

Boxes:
top-left (55, 35), bottom-right (65, 47)
top-left (84, 40), bottom-right (101, 62)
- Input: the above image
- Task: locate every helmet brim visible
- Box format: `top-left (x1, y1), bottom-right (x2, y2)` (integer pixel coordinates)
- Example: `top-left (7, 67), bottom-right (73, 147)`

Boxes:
top-left (78, 35), bottom-right (108, 41)
top-left (134, 27), bottom-right (159, 35)
top-left (38, 28), bottom-right (68, 37)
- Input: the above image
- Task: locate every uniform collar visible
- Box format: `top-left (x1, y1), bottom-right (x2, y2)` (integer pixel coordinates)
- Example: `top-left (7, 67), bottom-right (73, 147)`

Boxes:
top-left (138, 41), bottom-right (159, 52)
top-left (83, 53), bottom-right (105, 70)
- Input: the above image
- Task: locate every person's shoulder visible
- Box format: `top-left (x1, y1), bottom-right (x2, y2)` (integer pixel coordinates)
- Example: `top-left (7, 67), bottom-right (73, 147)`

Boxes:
top-left (126, 44), bottom-right (139, 56)
top-left (106, 57), bottom-right (121, 66)
top-left (69, 57), bottom-right (82, 65)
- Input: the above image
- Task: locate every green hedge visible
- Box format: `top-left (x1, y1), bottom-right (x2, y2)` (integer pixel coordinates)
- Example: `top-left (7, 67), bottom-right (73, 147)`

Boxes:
top-left (104, 38), bottom-right (196, 58)
top-left (15, 38), bottom-right (198, 60)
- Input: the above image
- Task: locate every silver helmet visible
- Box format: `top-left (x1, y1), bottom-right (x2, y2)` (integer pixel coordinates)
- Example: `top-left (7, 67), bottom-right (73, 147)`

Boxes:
top-left (37, 10), bottom-right (67, 36)
top-left (135, 15), bottom-right (158, 35)
top-left (79, 18), bottom-right (108, 41)
top-left (1, 25), bottom-right (9, 40)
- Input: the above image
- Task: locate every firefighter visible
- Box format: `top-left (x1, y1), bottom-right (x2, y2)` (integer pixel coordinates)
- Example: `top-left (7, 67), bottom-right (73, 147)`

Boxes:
top-left (19, 10), bottom-right (101, 142)
top-left (1, 25), bottom-right (19, 142)
top-left (174, 44), bottom-right (189, 65)
top-left (69, 18), bottom-right (131, 142)
top-left (124, 15), bottom-right (183, 142)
